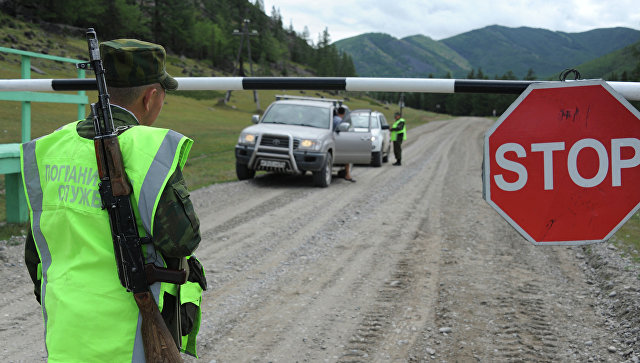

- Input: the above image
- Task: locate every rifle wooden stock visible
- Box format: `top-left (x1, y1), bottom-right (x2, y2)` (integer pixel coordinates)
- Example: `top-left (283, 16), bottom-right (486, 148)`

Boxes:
top-left (134, 291), bottom-right (183, 363)
top-left (95, 136), bottom-right (132, 196)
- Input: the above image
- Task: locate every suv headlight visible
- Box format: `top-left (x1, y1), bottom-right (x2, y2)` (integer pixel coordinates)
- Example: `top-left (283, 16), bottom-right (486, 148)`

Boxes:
top-left (238, 132), bottom-right (257, 145)
top-left (298, 139), bottom-right (320, 151)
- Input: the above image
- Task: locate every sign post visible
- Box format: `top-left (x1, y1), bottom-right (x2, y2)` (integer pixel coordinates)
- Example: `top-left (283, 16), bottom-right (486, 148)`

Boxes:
top-left (483, 80), bottom-right (640, 245)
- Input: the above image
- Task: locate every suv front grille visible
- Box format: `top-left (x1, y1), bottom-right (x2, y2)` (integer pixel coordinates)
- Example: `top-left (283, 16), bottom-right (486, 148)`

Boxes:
top-left (261, 135), bottom-right (289, 147)
top-left (260, 135), bottom-right (300, 149)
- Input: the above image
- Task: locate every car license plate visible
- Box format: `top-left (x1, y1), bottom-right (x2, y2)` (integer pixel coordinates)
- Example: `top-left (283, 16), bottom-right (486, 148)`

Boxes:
top-left (260, 160), bottom-right (286, 168)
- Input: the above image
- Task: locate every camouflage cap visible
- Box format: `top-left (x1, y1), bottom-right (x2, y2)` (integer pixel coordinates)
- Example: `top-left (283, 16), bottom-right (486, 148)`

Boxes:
top-left (100, 39), bottom-right (178, 90)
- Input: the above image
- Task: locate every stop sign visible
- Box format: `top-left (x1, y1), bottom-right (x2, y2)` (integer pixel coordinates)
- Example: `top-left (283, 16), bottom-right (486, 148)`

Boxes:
top-left (483, 80), bottom-right (640, 245)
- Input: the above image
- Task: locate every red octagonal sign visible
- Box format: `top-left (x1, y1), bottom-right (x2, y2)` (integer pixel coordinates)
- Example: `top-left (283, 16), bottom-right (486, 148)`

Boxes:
top-left (484, 80), bottom-right (640, 245)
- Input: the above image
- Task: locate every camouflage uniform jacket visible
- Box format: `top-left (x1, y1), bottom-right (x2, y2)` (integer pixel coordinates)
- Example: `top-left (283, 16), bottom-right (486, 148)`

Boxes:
top-left (24, 105), bottom-right (201, 303)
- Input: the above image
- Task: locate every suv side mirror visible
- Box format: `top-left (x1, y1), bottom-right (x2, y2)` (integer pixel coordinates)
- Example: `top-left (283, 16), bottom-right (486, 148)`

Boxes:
top-left (251, 114), bottom-right (260, 124)
top-left (381, 124), bottom-right (390, 130)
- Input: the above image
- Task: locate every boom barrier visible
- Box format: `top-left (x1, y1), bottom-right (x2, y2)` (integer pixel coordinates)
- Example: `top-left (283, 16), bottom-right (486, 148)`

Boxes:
top-left (2, 77), bottom-right (640, 101)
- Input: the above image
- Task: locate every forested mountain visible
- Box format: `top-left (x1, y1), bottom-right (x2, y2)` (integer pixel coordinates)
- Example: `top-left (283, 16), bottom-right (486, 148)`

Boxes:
top-left (442, 25), bottom-right (640, 78)
top-left (335, 26), bottom-right (640, 79)
top-left (333, 33), bottom-right (471, 77)
top-left (0, 0), bottom-right (356, 77)
top-left (568, 40), bottom-right (640, 81)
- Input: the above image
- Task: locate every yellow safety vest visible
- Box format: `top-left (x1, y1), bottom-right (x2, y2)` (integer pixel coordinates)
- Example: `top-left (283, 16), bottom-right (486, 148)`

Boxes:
top-left (21, 121), bottom-right (194, 362)
top-left (391, 117), bottom-right (407, 141)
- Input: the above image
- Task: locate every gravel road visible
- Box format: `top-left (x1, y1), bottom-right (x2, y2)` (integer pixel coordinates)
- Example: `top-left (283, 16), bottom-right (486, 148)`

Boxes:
top-left (1, 117), bottom-right (639, 362)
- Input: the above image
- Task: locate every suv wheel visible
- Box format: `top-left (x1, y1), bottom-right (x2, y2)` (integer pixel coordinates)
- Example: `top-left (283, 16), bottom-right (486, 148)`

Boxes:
top-left (313, 153), bottom-right (332, 187)
top-left (371, 151), bottom-right (382, 167)
top-left (236, 162), bottom-right (255, 180)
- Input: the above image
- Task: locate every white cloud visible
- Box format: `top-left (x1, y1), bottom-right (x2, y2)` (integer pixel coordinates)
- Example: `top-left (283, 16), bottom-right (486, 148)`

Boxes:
top-left (263, 0), bottom-right (640, 42)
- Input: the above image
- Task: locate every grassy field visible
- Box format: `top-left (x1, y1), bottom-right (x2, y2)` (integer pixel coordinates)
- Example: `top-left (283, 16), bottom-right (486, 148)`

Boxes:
top-left (610, 212), bottom-right (640, 263)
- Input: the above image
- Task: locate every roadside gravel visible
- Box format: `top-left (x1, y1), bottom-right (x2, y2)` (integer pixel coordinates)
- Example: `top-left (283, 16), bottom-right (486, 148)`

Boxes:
top-left (1, 117), bottom-right (638, 362)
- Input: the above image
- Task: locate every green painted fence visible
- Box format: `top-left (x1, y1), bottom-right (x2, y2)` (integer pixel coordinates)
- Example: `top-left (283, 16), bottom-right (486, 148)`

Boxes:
top-left (0, 46), bottom-right (88, 223)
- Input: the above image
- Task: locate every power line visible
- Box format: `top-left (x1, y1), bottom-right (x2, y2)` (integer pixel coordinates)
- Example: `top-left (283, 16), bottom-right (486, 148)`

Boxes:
top-left (225, 16), bottom-right (260, 110)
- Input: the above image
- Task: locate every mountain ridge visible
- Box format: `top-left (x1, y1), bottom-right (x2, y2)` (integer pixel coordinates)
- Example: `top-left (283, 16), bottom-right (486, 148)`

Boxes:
top-left (334, 25), bottom-right (640, 79)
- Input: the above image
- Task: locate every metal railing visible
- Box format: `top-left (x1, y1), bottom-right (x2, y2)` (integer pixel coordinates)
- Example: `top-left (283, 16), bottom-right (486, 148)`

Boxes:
top-left (0, 46), bottom-right (88, 223)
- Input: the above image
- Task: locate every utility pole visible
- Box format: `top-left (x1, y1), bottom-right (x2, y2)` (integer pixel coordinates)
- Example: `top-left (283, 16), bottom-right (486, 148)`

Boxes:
top-left (225, 17), bottom-right (260, 110)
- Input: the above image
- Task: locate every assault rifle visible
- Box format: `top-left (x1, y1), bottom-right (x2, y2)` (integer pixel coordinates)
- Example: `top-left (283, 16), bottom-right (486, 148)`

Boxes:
top-left (78, 28), bottom-right (185, 363)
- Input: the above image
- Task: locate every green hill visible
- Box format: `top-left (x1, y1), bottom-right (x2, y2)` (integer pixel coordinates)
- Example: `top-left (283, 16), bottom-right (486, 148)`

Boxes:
top-left (567, 40), bottom-right (640, 80)
top-left (335, 25), bottom-right (640, 79)
top-left (442, 25), bottom-right (640, 78)
top-left (402, 35), bottom-right (472, 72)
top-left (334, 33), bottom-right (471, 77)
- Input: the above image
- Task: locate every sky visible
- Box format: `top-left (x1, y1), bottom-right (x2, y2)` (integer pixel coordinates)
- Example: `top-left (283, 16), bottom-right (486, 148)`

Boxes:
top-left (261, 0), bottom-right (640, 43)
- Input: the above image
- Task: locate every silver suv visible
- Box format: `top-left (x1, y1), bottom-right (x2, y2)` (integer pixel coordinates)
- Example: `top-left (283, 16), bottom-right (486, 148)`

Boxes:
top-left (235, 95), bottom-right (372, 187)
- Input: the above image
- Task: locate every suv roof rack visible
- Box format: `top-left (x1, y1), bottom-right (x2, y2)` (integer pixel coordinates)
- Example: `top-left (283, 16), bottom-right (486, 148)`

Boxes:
top-left (275, 94), bottom-right (344, 106)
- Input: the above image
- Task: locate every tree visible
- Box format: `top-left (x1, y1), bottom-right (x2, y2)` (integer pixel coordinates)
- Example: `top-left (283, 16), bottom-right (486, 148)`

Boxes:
top-left (339, 52), bottom-right (357, 76)
top-left (254, 0), bottom-right (264, 11)
top-left (152, 0), bottom-right (197, 55)
top-left (317, 27), bottom-right (331, 48)
top-left (93, 0), bottom-right (150, 39)
top-left (621, 71), bottom-right (629, 81)
top-left (501, 71), bottom-right (517, 80)
top-left (302, 26), bottom-right (311, 45)
top-left (524, 68), bottom-right (536, 80)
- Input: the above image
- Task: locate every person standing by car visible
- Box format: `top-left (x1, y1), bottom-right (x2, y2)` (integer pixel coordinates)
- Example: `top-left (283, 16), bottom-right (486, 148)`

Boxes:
top-left (333, 106), bottom-right (355, 182)
top-left (391, 112), bottom-right (407, 166)
top-left (333, 106), bottom-right (346, 130)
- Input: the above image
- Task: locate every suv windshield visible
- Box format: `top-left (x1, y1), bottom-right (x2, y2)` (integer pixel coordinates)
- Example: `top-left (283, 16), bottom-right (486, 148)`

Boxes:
top-left (261, 103), bottom-right (331, 129)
